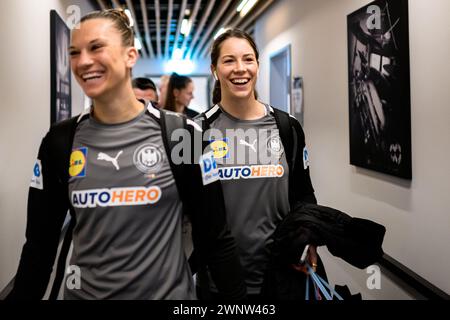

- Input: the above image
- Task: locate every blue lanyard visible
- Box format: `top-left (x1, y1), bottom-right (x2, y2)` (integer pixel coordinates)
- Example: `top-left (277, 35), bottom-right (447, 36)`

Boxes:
top-left (305, 264), bottom-right (344, 301)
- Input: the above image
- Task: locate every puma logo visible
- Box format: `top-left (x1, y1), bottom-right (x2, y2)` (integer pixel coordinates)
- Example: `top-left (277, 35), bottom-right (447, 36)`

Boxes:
top-left (97, 151), bottom-right (123, 170)
top-left (239, 139), bottom-right (257, 152)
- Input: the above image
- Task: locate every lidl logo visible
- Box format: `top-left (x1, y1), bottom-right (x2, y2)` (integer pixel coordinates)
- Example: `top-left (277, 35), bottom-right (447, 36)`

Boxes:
top-left (210, 138), bottom-right (230, 159)
top-left (69, 147), bottom-right (88, 178)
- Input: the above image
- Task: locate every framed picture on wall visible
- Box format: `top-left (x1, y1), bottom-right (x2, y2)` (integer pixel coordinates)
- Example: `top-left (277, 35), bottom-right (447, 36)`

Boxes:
top-left (50, 10), bottom-right (71, 124)
top-left (347, 0), bottom-right (411, 179)
top-left (291, 76), bottom-right (304, 126)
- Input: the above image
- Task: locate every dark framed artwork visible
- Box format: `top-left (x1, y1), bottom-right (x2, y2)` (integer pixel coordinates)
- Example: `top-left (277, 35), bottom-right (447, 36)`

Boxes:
top-left (50, 10), bottom-right (71, 124)
top-left (291, 76), bottom-right (304, 126)
top-left (347, 0), bottom-right (411, 179)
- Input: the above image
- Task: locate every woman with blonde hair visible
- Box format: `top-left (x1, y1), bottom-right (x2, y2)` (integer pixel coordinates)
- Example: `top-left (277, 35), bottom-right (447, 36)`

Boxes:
top-left (7, 10), bottom-right (245, 300)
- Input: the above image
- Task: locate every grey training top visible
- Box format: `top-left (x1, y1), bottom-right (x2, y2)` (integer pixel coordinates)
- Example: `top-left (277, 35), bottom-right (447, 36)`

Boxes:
top-left (65, 106), bottom-right (195, 299)
top-left (203, 104), bottom-right (290, 294)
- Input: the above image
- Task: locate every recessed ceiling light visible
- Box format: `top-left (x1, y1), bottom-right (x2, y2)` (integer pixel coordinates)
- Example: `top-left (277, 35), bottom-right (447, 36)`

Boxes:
top-left (181, 19), bottom-right (192, 35)
top-left (239, 0), bottom-right (258, 17)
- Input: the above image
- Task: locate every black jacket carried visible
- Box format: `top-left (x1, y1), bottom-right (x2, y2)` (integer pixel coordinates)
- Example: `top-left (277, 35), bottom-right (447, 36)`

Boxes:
top-left (7, 104), bottom-right (246, 300)
top-left (262, 202), bottom-right (386, 299)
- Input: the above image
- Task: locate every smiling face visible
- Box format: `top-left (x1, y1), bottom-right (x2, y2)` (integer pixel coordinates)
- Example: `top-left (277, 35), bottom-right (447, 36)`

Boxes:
top-left (69, 18), bottom-right (137, 100)
top-left (212, 37), bottom-right (259, 103)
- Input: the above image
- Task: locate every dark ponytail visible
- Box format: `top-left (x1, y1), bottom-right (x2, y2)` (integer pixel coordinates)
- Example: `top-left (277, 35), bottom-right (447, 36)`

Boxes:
top-left (212, 80), bottom-right (222, 105)
top-left (164, 73), bottom-right (193, 112)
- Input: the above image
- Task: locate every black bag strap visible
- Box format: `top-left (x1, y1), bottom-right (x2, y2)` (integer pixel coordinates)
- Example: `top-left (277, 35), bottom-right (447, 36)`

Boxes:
top-left (49, 213), bottom-right (75, 299)
top-left (159, 110), bottom-right (190, 204)
top-left (48, 116), bottom-right (81, 299)
top-left (272, 107), bottom-right (298, 207)
top-left (198, 105), bottom-right (222, 131)
top-left (161, 110), bottom-right (186, 152)
top-left (272, 108), bottom-right (295, 167)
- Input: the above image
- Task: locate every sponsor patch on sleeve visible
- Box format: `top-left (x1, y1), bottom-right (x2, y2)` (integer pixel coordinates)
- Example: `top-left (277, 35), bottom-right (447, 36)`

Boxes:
top-left (30, 159), bottom-right (43, 190)
top-left (199, 151), bottom-right (220, 186)
top-left (303, 146), bottom-right (310, 170)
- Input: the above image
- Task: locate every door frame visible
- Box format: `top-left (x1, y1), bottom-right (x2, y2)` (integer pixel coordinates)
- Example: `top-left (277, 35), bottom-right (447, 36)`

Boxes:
top-left (269, 44), bottom-right (292, 112)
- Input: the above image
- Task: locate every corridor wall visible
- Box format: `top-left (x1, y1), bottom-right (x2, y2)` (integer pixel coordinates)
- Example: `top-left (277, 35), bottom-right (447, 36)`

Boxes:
top-left (254, 0), bottom-right (450, 298)
top-left (0, 0), bottom-right (94, 291)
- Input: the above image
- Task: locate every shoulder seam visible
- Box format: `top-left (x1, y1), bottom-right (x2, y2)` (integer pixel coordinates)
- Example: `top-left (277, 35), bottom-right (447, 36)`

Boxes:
top-left (147, 102), bottom-right (161, 119)
top-left (77, 107), bottom-right (91, 123)
top-left (186, 119), bottom-right (202, 132)
top-left (205, 104), bottom-right (220, 119)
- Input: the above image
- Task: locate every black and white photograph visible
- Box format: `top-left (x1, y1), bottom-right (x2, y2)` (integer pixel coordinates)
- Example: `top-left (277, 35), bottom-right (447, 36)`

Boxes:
top-left (50, 10), bottom-right (71, 124)
top-left (291, 76), bottom-right (304, 126)
top-left (347, 0), bottom-right (411, 179)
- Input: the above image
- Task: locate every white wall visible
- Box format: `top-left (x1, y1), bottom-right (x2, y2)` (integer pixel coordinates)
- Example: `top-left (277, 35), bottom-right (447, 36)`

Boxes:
top-left (255, 0), bottom-right (450, 298)
top-left (133, 57), bottom-right (211, 77)
top-left (0, 0), bottom-right (94, 291)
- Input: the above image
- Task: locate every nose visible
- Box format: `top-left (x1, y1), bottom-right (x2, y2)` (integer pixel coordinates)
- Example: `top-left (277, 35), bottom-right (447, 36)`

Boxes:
top-left (77, 50), bottom-right (94, 70)
top-left (234, 59), bottom-right (246, 73)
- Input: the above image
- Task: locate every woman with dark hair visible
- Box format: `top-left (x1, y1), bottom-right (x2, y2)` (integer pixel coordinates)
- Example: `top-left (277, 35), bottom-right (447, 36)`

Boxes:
top-left (196, 29), bottom-right (319, 299)
top-left (6, 10), bottom-right (245, 300)
top-left (164, 73), bottom-right (199, 118)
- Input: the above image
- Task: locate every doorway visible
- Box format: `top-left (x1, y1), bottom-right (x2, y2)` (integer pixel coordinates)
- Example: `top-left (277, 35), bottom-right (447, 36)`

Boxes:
top-left (270, 45), bottom-right (291, 112)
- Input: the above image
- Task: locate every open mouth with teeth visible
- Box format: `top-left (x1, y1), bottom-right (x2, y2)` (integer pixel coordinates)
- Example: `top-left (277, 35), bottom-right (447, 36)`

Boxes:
top-left (81, 71), bottom-right (105, 83)
top-left (230, 78), bottom-right (250, 85)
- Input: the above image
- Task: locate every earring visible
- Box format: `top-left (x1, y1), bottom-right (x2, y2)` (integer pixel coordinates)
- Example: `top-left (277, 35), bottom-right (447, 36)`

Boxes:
top-left (213, 71), bottom-right (218, 81)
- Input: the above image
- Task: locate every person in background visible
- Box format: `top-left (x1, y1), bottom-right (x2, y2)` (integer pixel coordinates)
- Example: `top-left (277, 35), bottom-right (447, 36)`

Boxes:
top-left (158, 74), bottom-right (170, 108)
top-left (132, 77), bottom-right (158, 104)
top-left (164, 73), bottom-right (199, 118)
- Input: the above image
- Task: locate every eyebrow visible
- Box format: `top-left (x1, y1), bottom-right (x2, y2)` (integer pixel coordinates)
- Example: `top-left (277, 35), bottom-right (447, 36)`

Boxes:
top-left (221, 53), bottom-right (255, 59)
top-left (69, 39), bottom-right (104, 50)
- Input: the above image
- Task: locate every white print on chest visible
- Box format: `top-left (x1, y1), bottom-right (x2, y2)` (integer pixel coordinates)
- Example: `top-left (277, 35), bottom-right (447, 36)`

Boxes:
top-left (97, 151), bottom-right (123, 171)
top-left (239, 139), bottom-right (257, 152)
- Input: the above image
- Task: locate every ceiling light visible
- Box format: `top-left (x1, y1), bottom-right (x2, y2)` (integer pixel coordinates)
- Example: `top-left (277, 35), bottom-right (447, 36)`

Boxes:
top-left (172, 48), bottom-right (184, 60)
top-left (237, 0), bottom-right (250, 12)
top-left (181, 19), bottom-right (192, 35)
top-left (239, 0), bottom-right (258, 17)
top-left (165, 60), bottom-right (195, 75)
top-left (185, 9), bottom-right (191, 16)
